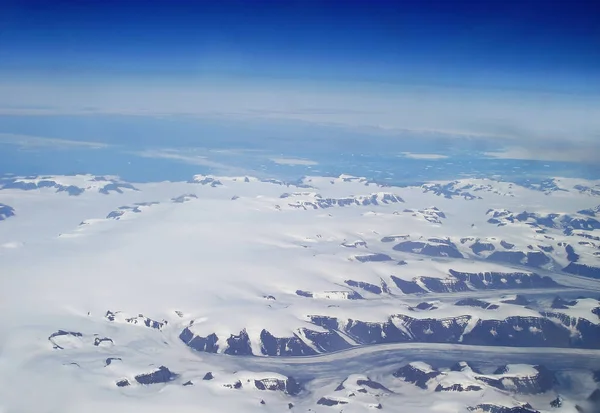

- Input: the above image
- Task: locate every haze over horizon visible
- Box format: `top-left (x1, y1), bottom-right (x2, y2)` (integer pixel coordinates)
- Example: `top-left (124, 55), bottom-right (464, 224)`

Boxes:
top-left (0, 0), bottom-right (598, 164)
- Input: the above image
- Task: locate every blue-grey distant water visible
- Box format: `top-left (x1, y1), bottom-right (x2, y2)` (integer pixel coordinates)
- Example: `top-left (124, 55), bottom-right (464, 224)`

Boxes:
top-left (2, 142), bottom-right (598, 186)
top-left (1, 115), bottom-right (598, 184)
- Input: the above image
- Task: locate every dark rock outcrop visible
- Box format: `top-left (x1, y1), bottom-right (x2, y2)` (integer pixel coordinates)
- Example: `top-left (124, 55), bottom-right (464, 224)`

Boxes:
top-left (94, 337), bottom-right (113, 346)
top-left (475, 365), bottom-right (555, 394)
top-left (179, 328), bottom-right (219, 353)
top-left (455, 298), bottom-right (499, 310)
top-left (345, 280), bottom-right (382, 294)
top-left (393, 363), bottom-right (441, 389)
top-left (501, 240), bottom-right (515, 249)
top-left (254, 377), bottom-right (301, 395)
top-left (105, 357), bottom-right (122, 367)
top-left (356, 379), bottom-right (391, 393)
top-left (563, 263), bottom-right (600, 279)
top-left (449, 270), bottom-right (558, 290)
top-left (393, 240), bottom-right (463, 258)
top-left (135, 366), bottom-right (177, 385)
top-left (486, 251), bottom-right (551, 268)
top-left (462, 316), bottom-right (572, 348)
top-left (317, 397), bottom-right (348, 406)
top-left (224, 329), bottom-right (253, 355)
top-left (501, 295), bottom-right (532, 306)
top-left (48, 330), bottom-right (83, 349)
top-left (435, 384), bottom-right (483, 392)
top-left (355, 253), bottom-right (392, 263)
top-left (468, 403), bottom-right (540, 413)
top-left (260, 329), bottom-right (317, 356)
top-left (551, 297), bottom-right (577, 309)
top-left (471, 241), bottom-right (495, 255)
top-left (171, 194), bottom-right (198, 203)
top-left (390, 276), bottom-right (427, 294)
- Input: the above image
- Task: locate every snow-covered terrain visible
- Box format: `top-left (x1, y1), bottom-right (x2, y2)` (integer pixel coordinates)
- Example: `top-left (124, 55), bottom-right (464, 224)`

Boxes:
top-left (1, 174), bottom-right (600, 412)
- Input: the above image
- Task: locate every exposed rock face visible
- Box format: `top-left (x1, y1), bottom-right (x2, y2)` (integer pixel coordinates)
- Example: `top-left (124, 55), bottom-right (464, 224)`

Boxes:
top-left (295, 289), bottom-right (363, 300)
top-left (224, 329), bottom-right (253, 355)
top-left (181, 325), bottom-right (351, 356)
top-left (486, 208), bottom-right (600, 234)
top-left (449, 270), bottom-right (558, 289)
top-left (171, 194), bottom-right (198, 203)
top-left (393, 240), bottom-right (464, 259)
top-left (355, 379), bottom-right (391, 393)
top-left (563, 262), bottom-right (600, 279)
top-left (93, 337), bottom-right (113, 346)
top-left (393, 363), bottom-right (441, 389)
top-left (1, 177), bottom-right (138, 195)
top-left (355, 253), bottom-right (393, 263)
top-left (450, 361), bottom-right (482, 373)
top-left (190, 176), bottom-right (223, 187)
top-left (435, 383), bottom-right (483, 392)
top-left (286, 193), bottom-right (404, 210)
top-left (551, 297), bottom-right (577, 309)
top-left (468, 403), bottom-right (540, 413)
top-left (400, 207), bottom-right (447, 224)
top-left (471, 241), bottom-right (496, 255)
top-left (135, 366), bottom-right (177, 385)
top-left (181, 302), bottom-right (600, 357)
top-left (390, 269), bottom-right (557, 296)
top-left (539, 311), bottom-right (600, 348)
top-left (104, 357), bottom-right (121, 367)
top-left (345, 280), bottom-right (383, 294)
top-left (550, 396), bottom-right (563, 408)
top-left (381, 235), bottom-right (410, 243)
top-left (501, 240), bottom-right (515, 249)
top-left (105, 310), bottom-right (166, 330)
top-left (260, 329), bottom-right (317, 356)
top-left (474, 365), bottom-right (556, 394)
top-left (317, 397), bottom-right (348, 406)
top-left (223, 380), bottom-right (242, 389)
top-left (253, 377), bottom-right (302, 395)
top-left (421, 182), bottom-right (480, 200)
top-left (578, 205), bottom-right (600, 217)
top-left (461, 316), bottom-right (572, 348)
top-left (179, 328), bottom-right (219, 353)
top-left (486, 250), bottom-right (551, 268)
top-left (501, 295), bottom-right (532, 306)
top-left (48, 330), bottom-right (83, 349)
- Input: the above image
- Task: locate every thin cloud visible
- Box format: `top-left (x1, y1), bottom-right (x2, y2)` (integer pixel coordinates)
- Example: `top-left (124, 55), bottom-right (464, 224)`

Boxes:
top-left (484, 146), bottom-right (600, 163)
top-left (400, 152), bottom-right (448, 160)
top-left (270, 157), bottom-right (318, 166)
top-left (0, 133), bottom-right (108, 149)
top-left (134, 149), bottom-right (251, 175)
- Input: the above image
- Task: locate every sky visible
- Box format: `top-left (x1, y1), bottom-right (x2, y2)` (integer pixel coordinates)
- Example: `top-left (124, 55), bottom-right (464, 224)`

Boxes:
top-left (0, 0), bottom-right (599, 162)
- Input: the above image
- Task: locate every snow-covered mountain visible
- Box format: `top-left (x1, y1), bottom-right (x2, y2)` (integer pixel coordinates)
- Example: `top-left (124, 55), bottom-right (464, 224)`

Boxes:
top-left (0, 203), bottom-right (15, 220)
top-left (1, 173), bottom-right (600, 412)
top-left (0, 174), bottom-right (138, 195)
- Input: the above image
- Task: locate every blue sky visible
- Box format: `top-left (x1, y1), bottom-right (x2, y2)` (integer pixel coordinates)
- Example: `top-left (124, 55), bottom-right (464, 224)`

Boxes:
top-left (2, 0), bottom-right (599, 89)
top-left (0, 0), bottom-right (598, 162)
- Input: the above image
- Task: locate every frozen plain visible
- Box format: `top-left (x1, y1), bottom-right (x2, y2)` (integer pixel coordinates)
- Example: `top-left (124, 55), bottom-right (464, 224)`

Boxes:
top-left (1, 174), bottom-right (600, 413)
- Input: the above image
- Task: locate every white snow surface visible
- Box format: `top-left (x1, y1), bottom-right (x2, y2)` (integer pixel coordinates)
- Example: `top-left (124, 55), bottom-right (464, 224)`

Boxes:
top-left (1, 174), bottom-right (600, 412)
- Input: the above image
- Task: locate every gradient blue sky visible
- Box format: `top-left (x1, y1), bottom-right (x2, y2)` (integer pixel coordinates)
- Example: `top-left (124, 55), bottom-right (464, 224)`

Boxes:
top-left (0, 0), bottom-right (599, 160)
